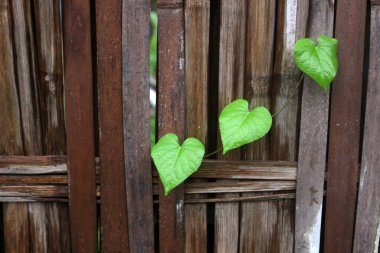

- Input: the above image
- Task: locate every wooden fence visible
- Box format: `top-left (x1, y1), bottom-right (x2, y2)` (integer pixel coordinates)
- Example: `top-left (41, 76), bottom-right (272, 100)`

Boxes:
top-left (0, 0), bottom-right (379, 252)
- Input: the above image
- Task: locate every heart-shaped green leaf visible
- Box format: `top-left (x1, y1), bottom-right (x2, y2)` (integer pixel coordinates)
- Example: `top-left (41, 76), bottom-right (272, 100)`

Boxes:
top-left (219, 99), bottom-right (272, 155)
top-left (151, 133), bottom-right (205, 196)
top-left (294, 35), bottom-right (338, 91)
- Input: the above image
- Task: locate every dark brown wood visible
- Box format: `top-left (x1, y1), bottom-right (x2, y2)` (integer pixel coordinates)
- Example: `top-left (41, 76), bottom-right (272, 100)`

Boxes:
top-left (96, 0), bottom-right (130, 252)
top-left (295, 1), bottom-right (334, 252)
top-left (239, 1), bottom-right (276, 251)
top-left (122, 0), bottom-right (155, 252)
top-left (62, 1), bottom-right (97, 252)
top-left (184, 1), bottom-right (209, 252)
top-left (157, 1), bottom-right (186, 252)
top-left (353, 5), bottom-right (380, 252)
top-left (215, 1), bottom-right (246, 252)
top-left (324, 0), bottom-right (367, 252)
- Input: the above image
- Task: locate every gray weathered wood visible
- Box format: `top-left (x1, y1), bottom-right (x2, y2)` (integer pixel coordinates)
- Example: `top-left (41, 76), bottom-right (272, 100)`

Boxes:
top-left (215, 1), bottom-right (246, 252)
top-left (353, 4), bottom-right (380, 252)
top-left (269, 0), bottom-right (309, 251)
top-left (122, 0), bottom-right (154, 251)
top-left (184, 0), bottom-right (210, 252)
top-left (295, 1), bottom-right (334, 252)
top-left (239, 1), bottom-right (276, 251)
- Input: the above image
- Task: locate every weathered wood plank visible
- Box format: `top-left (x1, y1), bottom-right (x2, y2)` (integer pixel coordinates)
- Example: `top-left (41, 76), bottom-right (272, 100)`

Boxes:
top-left (353, 5), bottom-right (380, 253)
top-left (154, 181), bottom-right (295, 195)
top-left (324, 0), bottom-right (367, 252)
top-left (0, 155), bottom-right (66, 165)
top-left (33, 0), bottom-right (66, 155)
top-left (96, 0), bottom-right (130, 252)
top-left (157, 1), bottom-right (186, 252)
top-left (295, 1), bottom-right (334, 252)
top-left (215, 1), bottom-right (246, 252)
top-left (62, 0), bottom-right (97, 252)
top-left (122, 0), bottom-right (154, 252)
top-left (4, 0), bottom-right (43, 251)
top-left (0, 185), bottom-right (67, 197)
top-left (33, 1), bottom-right (70, 251)
top-left (11, 0), bottom-right (42, 155)
top-left (184, 1), bottom-right (209, 252)
top-left (239, 1), bottom-right (276, 251)
top-left (268, 0), bottom-right (309, 251)
top-left (0, 1), bottom-right (29, 251)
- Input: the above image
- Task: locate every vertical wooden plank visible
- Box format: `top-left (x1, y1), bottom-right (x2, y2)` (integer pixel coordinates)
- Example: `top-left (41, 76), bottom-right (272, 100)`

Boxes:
top-left (33, 1), bottom-right (71, 251)
top-left (122, 0), bottom-right (155, 252)
top-left (270, 0), bottom-right (308, 161)
top-left (269, 0), bottom-right (308, 251)
top-left (239, 1), bottom-right (276, 252)
top-left (0, 1), bottom-right (29, 252)
top-left (353, 3), bottom-right (380, 252)
top-left (33, 0), bottom-right (66, 154)
top-left (215, 1), bottom-right (245, 252)
top-left (324, 0), bottom-right (367, 252)
top-left (62, 0), bottom-right (97, 252)
top-left (295, 1), bottom-right (334, 252)
top-left (157, 0), bottom-right (185, 252)
top-left (10, 1), bottom-right (47, 251)
top-left (96, 0), bottom-right (130, 252)
top-left (184, 0), bottom-right (209, 252)
top-left (12, 0), bottom-right (42, 155)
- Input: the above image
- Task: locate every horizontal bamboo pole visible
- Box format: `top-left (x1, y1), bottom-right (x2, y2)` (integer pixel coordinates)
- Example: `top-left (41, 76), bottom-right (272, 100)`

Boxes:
top-left (0, 155), bottom-right (299, 202)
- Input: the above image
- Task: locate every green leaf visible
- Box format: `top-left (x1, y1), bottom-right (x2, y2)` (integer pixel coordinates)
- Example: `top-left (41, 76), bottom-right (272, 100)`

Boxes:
top-left (219, 99), bottom-right (272, 155)
top-left (294, 35), bottom-right (338, 91)
top-left (151, 133), bottom-right (205, 196)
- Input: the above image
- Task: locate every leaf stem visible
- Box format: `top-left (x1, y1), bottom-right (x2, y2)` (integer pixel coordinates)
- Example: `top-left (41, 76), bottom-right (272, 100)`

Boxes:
top-left (204, 147), bottom-right (223, 158)
top-left (271, 73), bottom-right (304, 118)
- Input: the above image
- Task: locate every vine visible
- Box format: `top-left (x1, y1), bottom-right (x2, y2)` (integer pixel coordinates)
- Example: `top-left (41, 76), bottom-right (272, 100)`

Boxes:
top-left (152, 35), bottom-right (339, 196)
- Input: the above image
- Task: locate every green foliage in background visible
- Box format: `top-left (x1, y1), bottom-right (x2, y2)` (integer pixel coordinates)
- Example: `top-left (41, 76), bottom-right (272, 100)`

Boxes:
top-left (150, 12), bottom-right (158, 77)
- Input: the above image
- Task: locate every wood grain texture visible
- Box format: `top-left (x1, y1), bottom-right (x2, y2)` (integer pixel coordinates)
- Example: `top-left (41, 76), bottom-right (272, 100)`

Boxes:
top-left (122, 0), bottom-right (155, 252)
top-left (62, 0), bottom-right (97, 252)
top-left (96, 0), bottom-right (130, 251)
top-left (215, 1), bottom-right (246, 252)
top-left (33, 0), bottom-right (66, 155)
top-left (353, 6), bottom-right (380, 253)
top-left (33, 1), bottom-right (71, 251)
top-left (295, 1), bottom-right (334, 252)
top-left (239, 1), bottom-right (276, 252)
top-left (324, 0), bottom-right (367, 252)
top-left (268, 1), bottom-right (309, 252)
top-left (157, 1), bottom-right (186, 252)
top-left (184, 0), bottom-right (209, 252)
top-left (10, 2), bottom-right (48, 251)
top-left (0, 1), bottom-right (29, 252)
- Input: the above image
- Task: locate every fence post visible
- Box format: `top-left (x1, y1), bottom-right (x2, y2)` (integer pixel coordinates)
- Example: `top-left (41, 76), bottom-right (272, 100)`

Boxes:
top-left (62, 1), bottom-right (97, 252)
top-left (96, 0), bottom-right (130, 252)
top-left (157, 0), bottom-right (186, 252)
top-left (122, 0), bottom-right (155, 251)
top-left (324, 0), bottom-right (367, 252)
top-left (353, 2), bottom-right (380, 252)
top-left (295, 1), bottom-right (334, 252)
